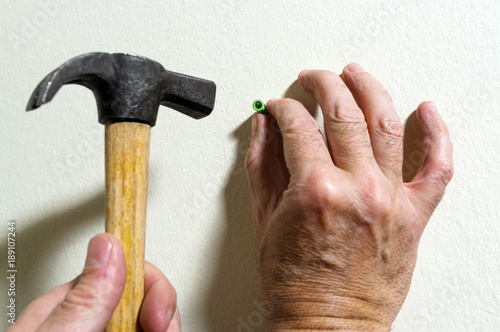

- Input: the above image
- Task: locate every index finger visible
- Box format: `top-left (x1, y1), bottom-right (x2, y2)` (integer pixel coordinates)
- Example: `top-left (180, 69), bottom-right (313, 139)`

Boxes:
top-left (266, 98), bottom-right (335, 177)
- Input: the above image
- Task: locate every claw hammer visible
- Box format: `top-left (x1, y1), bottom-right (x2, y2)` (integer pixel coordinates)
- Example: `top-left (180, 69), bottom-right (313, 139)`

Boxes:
top-left (26, 52), bottom-right (216, 331)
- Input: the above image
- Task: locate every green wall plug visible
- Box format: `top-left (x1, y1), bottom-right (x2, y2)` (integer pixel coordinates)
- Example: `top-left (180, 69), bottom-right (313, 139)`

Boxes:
top-left (252, 99), bottom-right (268, 115)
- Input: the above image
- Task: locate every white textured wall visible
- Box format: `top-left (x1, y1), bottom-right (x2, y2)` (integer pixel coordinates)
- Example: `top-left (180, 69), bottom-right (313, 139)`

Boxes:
top-left (1, 1), bottom-right (499, 330)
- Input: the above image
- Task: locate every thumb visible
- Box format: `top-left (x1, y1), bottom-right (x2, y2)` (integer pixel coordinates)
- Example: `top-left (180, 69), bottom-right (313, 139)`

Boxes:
top-left (37, 234), bottom-right (126, 332)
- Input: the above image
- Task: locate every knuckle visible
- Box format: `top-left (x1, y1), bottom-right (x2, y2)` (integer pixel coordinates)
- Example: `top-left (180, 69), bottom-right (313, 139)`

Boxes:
top-left (432, 161), bottom-right (454, 186)
top-left (61, 284), bottom-right (101, 313)
top-left (244, 145), bottom-right (258, 174)
top-left (356, 176), bottom-right (393, 223)
top-left (329, 104), bottom-right (365, 124)
top-left (375, 117), bottom-right (404, 139)
top-left (297, 166), bottom-right (342, 210)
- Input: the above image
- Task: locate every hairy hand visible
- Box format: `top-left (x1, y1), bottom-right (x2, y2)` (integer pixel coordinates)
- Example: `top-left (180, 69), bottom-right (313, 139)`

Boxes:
top-left (245, 64), bottom-right (453, 331)
top-left (7, 234), bottom-right (180, 332)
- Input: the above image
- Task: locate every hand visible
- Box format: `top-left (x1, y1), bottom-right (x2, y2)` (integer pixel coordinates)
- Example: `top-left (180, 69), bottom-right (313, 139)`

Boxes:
top-left (7, 234), bottom-right (181, 332)
top-left (245, 64), bottom-right (453, 331)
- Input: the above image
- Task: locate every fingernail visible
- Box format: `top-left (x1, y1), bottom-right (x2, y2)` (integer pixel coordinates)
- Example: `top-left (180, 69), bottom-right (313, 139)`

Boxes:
top-left (251, 114), bottom-right (258, 136)
top-left (85, 235), bottom-right (112, 268)
top-left (347, 63), bottom-right (366, 73)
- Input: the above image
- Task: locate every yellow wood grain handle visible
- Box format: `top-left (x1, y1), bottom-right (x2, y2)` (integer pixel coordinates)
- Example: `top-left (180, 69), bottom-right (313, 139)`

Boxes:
top-left (105, 122), bottom-right (151, 331)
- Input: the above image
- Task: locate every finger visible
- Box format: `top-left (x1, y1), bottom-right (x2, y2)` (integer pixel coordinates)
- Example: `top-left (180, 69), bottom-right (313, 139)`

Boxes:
top-left (342, 63), bottom-right (404, 180)
top-left (265, 98), bottom-right (334, 177)
top-left (405, 101), bottom-right (454, 223)
top-left (8, 281), bottom-right (76, 332)
top-left (37, 234), bottom-right (126, 332)
top-left (139, 261), bottom-right (178, 332)
top-left (298, 69), bottom-right (374, 171)
top-left (245, 112), bottom-right (286, 218)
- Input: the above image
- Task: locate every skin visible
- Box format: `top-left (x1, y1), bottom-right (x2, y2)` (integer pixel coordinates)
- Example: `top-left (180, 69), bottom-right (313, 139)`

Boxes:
top-left (10, 63), bottom-right (453, 332)
top-left (244, 63), bottom-right (453, 331)
top-left (6, 234), bottom-right (181, 332)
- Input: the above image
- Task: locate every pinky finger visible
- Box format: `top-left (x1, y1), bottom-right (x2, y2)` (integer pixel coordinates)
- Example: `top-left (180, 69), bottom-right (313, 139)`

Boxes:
top-left (405, 101), bottom-right (454, 224)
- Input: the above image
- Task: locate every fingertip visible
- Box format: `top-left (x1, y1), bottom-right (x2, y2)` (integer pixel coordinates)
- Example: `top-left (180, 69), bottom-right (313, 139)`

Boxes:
top-left (265, 98), bottom-right (279, 111)
top-left (346, 63), bottom-right (367, 73)
top-left (342, 64), bottom-right (371, 88)
top-left (417, 100), bottom-right (437, 118)
top-left (84, 234), bottom-right (113, 268)
top-left (298, 69), bottom-right (312, 79)
top-left (90, 233), bottom-right (124, 258)
top-left (416, 101), bottom-right (449, 136)
top-left (418, 100), bottom-right (437, 110)
top-left (298, 70), bottom-right (314, 92)
top-left (417, 100), bottom-right (438, 117)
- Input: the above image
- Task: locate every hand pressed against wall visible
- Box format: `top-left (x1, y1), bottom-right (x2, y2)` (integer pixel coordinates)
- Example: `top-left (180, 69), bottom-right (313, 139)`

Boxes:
top-left (245, 64), bottom-right (453, 331)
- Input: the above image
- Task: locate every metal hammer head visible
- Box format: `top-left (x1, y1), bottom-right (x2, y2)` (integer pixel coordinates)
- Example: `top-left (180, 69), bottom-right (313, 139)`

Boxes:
top-left (27, 52), bottom-right (216, 126)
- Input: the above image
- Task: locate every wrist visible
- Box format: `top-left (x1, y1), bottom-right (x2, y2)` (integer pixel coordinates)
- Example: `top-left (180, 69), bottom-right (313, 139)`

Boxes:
top-left (269, 318), bottom-right (389, 331)
top-left (266, 298), bottom-right (392, 332)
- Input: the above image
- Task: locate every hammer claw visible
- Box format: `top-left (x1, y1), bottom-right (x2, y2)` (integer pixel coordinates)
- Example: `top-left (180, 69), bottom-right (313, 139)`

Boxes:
top-left (26, 71), bottom-right (56, 111)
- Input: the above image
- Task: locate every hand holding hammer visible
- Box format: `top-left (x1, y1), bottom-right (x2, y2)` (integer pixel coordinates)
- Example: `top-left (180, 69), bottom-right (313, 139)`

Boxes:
top-left (27, 52), bottom-right (216, 331)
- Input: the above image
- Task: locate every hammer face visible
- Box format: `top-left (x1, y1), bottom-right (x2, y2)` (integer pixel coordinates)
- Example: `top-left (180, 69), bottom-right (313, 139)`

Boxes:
top-left (27, 52), bottom-right (216, 126)
top-left (162, 71), bottom-right (217, 120)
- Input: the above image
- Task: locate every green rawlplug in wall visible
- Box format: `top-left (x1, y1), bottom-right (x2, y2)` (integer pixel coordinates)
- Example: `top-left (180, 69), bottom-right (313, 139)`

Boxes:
top-left (252, 99), bottom-right (268, 115)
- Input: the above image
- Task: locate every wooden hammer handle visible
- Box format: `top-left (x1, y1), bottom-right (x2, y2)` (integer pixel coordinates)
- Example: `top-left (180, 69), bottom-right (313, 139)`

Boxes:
top-left (105, 122), bottom-right (151, 331)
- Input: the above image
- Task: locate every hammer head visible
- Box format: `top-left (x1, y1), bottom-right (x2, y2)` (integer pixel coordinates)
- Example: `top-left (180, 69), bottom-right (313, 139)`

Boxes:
top-left (27, 52), bottom-right (216, 126)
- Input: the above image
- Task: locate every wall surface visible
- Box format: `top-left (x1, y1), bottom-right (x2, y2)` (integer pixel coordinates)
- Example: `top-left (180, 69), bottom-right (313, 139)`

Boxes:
top-left (1, 0), bottom-right (499, 331)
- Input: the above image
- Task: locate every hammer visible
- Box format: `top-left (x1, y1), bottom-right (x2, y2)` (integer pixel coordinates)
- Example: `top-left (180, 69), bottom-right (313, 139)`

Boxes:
top-left (26, 52), bottom-right (216, 331)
